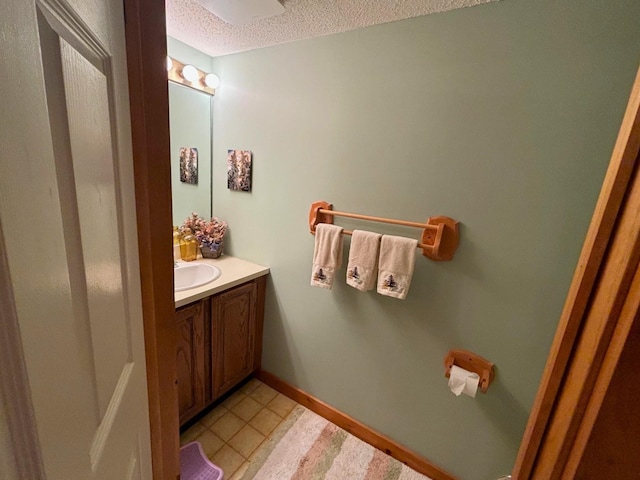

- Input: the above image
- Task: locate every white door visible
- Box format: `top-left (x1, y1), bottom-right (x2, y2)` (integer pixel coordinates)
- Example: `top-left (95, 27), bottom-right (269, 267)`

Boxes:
top-left (0, 0), bottom-right (153, 479)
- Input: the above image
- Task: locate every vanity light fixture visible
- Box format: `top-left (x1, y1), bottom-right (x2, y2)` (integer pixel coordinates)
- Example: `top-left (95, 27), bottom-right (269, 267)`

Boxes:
top-left (167, 55), bottom-right (218, 96)
top-left (181, 64), bottom-right (198, 82)
top-left (204, 73), bottom-right (220, 89)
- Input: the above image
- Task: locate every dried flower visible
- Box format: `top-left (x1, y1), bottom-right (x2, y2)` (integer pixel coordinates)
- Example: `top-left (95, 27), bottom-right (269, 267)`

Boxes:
top-left (181, 212), bottom-right (227, 248)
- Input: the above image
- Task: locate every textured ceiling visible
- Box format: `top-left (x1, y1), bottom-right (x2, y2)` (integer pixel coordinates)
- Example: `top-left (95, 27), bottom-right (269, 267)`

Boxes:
top-left (166, 0), bottom-right (499, 57)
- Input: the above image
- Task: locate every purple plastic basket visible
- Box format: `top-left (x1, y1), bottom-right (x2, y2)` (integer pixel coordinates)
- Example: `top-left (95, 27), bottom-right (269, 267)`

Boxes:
top-left (180, 441), bottom-right (224, 480)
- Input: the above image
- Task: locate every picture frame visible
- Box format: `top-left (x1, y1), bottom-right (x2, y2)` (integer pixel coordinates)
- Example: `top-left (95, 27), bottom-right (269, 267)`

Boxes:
top-left (227, 149), bottom-right (252, 192)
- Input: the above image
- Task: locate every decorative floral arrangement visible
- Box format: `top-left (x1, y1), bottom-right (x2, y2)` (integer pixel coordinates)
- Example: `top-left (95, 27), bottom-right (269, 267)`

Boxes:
top-left (181, 212), bottom-right (227, 249)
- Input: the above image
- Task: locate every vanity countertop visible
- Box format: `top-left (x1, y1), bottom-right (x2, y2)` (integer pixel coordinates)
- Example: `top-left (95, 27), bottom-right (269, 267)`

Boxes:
top-left (174, 255), bottom-right (269, 308)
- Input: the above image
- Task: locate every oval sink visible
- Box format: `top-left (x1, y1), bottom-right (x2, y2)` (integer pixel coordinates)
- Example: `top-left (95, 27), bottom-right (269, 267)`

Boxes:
top-left (174, 262), bottom-right (221, 292)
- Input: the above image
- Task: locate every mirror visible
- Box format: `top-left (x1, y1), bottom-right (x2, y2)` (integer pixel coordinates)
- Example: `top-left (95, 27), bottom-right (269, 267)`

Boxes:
top-left (169, 82), bottom-right (212, 227)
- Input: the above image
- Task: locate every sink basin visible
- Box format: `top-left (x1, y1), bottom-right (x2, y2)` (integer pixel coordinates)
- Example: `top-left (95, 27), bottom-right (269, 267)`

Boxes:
top-left (174, 262), bottom-right (221, 292)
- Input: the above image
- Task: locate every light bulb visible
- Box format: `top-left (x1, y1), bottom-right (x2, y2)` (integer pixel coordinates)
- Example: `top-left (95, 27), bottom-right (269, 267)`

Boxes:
top-left (204, 73), bottom-right (220, 89)
top-left (166, 56), bottom-right (173, 71)
top-left (181, 65), bottom-right (198, 82)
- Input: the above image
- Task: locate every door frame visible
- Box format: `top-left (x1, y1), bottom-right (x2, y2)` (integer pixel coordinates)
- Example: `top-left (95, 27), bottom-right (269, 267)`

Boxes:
top-left (123, 0), bottom-right (180, 478)
top-left (512, 66), bottom-right (640, 478)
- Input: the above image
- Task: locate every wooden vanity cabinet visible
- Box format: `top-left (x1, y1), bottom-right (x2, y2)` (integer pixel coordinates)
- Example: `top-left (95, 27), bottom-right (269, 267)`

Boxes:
top-left (175, 276), bottom-right (266, 425)
top-left (175, 299), bottom-right (209, 425)
top-left (212, 280), bottom-right (262, 398)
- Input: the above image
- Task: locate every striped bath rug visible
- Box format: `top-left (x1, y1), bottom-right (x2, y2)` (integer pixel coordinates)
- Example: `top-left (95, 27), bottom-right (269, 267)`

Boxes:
top-left (237, 405), bottom-right (432, 480)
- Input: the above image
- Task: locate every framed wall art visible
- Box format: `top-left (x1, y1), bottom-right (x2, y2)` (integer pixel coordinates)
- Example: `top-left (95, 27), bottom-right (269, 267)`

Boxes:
top-left (227, 149), bottom-right (252, 192)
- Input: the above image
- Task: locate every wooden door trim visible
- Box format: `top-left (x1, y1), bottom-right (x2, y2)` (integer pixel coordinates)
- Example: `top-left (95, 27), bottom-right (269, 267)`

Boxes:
top-left (513, 66), bottom-right (640, 478)
top-left (123, 0), bottom-right (179, 478)
top-left (563, 258), bottom-right (640, 478)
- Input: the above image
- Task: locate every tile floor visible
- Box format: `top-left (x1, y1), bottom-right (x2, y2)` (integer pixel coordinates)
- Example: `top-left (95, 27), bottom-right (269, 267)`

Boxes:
top-left (180, 378), bottom-right (297, 480)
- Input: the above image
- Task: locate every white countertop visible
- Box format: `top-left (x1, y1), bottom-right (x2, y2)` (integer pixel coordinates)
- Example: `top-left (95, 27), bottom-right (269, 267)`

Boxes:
top-left (174, 255), bottom-right (270, 308)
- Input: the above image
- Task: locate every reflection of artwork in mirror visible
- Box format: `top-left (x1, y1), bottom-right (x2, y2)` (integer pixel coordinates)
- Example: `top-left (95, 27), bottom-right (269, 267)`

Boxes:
top-left (227, 149), bottom-right (252, 192)
top-left (179, 147), bottom-right (198, 185)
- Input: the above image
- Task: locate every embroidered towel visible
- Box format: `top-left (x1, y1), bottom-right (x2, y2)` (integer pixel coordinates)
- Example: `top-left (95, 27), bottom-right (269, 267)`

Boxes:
top-left (310, 223), bottom-right (344, 289)
top-left (346, 230), bottom-right (381, 291)
top-left (377, 235), bottom-right (418, 300)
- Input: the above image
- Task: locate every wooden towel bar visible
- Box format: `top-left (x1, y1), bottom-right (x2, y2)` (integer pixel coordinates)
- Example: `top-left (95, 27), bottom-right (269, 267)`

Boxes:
top-left (308, 201), bottom-right (460, 261)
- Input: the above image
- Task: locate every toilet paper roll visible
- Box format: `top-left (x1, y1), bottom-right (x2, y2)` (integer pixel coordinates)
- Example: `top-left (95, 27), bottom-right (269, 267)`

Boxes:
top-left (448, 365), bottom-right (480, 398)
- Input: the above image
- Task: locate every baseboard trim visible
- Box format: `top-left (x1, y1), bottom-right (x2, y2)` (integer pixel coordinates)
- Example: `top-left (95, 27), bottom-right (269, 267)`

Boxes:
top-left (255, 369), bottom-right (457, 480)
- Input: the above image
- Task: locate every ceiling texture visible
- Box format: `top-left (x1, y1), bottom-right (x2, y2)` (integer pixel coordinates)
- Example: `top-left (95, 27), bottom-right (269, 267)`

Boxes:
top-left (166, 0), bottom-right (499, 57)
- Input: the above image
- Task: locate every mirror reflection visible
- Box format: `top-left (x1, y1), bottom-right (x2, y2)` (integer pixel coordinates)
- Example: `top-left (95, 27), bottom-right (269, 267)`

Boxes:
top-left (169, 82), bottom-right (212, 226)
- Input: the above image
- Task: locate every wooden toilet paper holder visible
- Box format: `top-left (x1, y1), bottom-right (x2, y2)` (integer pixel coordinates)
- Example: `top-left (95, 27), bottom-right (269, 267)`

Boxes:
top-left (444, 349), bottom-right (495, 394)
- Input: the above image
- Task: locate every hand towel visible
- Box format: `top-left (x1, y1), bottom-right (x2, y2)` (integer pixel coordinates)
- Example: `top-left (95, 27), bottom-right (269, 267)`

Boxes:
top-left (310, 223), bottom-right (344, 289)
top-left (377, 235), bottom-right (418, 300)
top-left (346, 230), bottom-right (381, 291)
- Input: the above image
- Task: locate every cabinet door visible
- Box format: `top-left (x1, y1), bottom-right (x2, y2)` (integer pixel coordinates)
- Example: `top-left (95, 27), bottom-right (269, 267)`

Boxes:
top-left (212, 282), bottom-right (257, 398)
top-left (176, 301), bottom-right (206, 425)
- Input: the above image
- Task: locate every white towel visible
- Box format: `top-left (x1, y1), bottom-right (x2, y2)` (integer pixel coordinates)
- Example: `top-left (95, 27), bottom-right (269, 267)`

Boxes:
top-left (346, 230), bottom-right (381, 291)
top-left (377, 235), bottom-right (418, 299)
top-left (310, 223), bottom-right (344, 289)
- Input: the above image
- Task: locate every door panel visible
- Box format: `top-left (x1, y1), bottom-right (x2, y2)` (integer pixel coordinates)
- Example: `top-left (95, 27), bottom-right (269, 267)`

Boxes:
top-left (60, 35), bottom-right (132, 418)
top-left (0, 0), bottom-right (152, 478)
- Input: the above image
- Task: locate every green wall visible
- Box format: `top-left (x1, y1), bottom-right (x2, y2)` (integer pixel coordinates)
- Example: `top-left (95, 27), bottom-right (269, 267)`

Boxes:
top-left (205, 1), bottom-right (640, 478)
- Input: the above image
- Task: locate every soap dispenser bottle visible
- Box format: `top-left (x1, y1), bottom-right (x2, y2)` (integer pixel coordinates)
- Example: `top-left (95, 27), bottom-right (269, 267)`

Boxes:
top-left (172, 226), bottom-right (182, 261)
top-left (180, 228), bottom-right (197, 262)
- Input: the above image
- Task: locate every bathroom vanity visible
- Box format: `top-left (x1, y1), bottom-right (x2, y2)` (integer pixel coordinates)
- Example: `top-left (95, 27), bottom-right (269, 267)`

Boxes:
top-left (174, 256), bottom-right (269, 425)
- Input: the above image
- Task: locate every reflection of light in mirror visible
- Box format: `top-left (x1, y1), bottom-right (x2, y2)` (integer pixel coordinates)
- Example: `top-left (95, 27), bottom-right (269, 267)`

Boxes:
top-left (204, 73), bottom-right (220, 89)
top-left (181, 64), bottom-right (198, 82)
